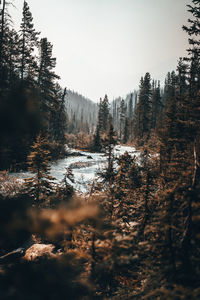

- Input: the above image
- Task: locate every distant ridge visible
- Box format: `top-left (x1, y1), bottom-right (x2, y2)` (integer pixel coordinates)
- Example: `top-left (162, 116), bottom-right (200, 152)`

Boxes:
top-left (65, 89), bottom-right (98, 131)
top-left (64, 89), bottom-right (138, 133)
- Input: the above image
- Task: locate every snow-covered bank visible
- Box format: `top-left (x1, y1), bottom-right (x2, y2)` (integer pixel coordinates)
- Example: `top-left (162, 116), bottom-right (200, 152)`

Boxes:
top-left (10, 145), bottom-right (139, 194)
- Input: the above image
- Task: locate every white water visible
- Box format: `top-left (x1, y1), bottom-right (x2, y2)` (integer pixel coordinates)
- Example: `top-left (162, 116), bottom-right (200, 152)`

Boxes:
top-left (11, 145), bottom-right (139, 194)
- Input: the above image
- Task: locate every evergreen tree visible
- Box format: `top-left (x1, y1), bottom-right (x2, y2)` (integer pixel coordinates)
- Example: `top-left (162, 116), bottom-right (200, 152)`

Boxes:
top-left (140, 72), bottom-right (152, 137)
top-left (37, 37), bottom-right (60, 113)
top-left (123, 117), bottom-right (129, 144)
top-left (128, 93), bottom-right (133, 120)
top-left (178, 2), bottom-right (200, 274)
top-left (134, 92), bottom-right (138, 106)
top-left (96, 95), bottom-right (110, 141)
top-left (53, 86), bottom-right (68, 144)
top-left (138, 149), bottom-right (155, 235)
top-left (134, 73), bottom-right (152, 140)
top-left (151, 80), bottom-right (162, 129)
top-left (101, 119), bottom-right (117, 187)
top-left (159, 83), bottom-right (178, 173)
top-left (112, 100), bottom-right (117, 129)
top-left (183, 0), bottom-right (200, 95)
top-left (7, 29), bottom-right (20, 87)
top-left (92, 124), bottom-right (102, 152)
top-left (19, 1), bottom-right (39, 83)
top-left (0, 0), bottom-right (13, 91)
top-left (177, 58), bottom-right (188, 98)
top-left (114, 151), bottom-right (133, 200)
top-left (24, 134), bottom-right (55, 205)
top-left (0, 0), bottom-right (6, 63)
top-left (97, 97), bottom-right (103, 132)
top-left (162, 72), bottom-right (176, 108)
top-left (119, 99), bottom-right (126, 140)
top-left (0, 83), bottom-right (42, 170)
top-left (100, 94), bottom-right (109, 132)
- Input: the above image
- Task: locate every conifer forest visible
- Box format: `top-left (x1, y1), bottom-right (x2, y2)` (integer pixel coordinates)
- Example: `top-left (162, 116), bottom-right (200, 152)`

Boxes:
top-left (0, 1), bottom-right (200, 299)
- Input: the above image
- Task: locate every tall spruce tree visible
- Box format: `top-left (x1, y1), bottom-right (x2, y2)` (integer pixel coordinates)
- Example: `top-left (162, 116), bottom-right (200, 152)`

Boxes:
top-left (19, 1), bottom-right (39, 83)
top-left (101, 119), bottom-right (117, 186)
top-left (7, 29), bottom-right (20, 87)
top-left (128, 93), bottom-right (133, 120)
top-left (119, 99), bottom-right (126, 140)
top-left (37, 37), bottom-right (60, 112)
top-left (101, 94), bottom-right (109, 132)
top-left (97, 98), bottom-right (103, 132)
top-left (52, 86), bottom-right (68, 144)
top-left (134, 72), bottom-right (152, 140)
top-left (183, 0), bottom-right (200, 95)
top-left (151, 80), bottom-right (162, 129)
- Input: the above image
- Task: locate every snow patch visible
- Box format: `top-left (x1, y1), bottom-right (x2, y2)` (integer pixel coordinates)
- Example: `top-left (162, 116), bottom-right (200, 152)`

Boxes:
top-left (10, 145), bottom-right (139, 194)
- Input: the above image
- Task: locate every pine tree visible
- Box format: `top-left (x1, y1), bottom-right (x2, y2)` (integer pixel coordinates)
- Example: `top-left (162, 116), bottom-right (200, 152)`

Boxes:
top-left (134, 73), bottom-right (152, 141)
top-left (178, 2), bottom-right (200, 276)
top-left (123, 117), bottom-right (129, 144)
top-left (183, 0), bottom-right (200, 95)
top-left (151, 80), bottom-right (162, 129)
top-left (101, 95), bottom-right (109, 132)
top-left (55, 87), bottom-right (68, 144)
top-left (37, 37), bottom-right (67, 148)
top-left (177, 58), bottom-right (188, 98)
top-left (50, 85), bottom-right (67, 146)
top-left (101, 119), bottom-right (117, 187)
top-left (128, 93), bottom-right (133, 120)
top-left (19, 1), bottom-right (39, 83)
top-left (138, 149), bottom-right (154, 235)
top-left (37, 37), bottom-right (60, 113)
top-left (97, 98), bottom-right (103, 132)
top-left (0, 0), bottom-right (13, 91)
top-left (7, 29), bottom-right (20, 87)
top-left (151, 3), bottom-right (200, 284)
top-left (24, 134), bottom-right (55, 205)
top-left (114, 151), bottom-right (133, 200)
top-left (92, 124), bottom-right (102, 152)
top-left (119, 99), bottom-right (126, 140)
top-left (112, 100), bottom-right (117, 129)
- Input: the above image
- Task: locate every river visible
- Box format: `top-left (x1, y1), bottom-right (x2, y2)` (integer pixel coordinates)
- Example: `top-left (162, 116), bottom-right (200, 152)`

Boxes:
top-left (10, 145), bottom-right (139, 194)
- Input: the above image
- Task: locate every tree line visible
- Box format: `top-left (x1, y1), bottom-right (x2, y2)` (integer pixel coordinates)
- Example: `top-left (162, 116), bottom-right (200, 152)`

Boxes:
top-left (87, 1), bottom-right (200, 297)
top-left (0, 0), bottom-right (200, 299)
top-left (0, 0), bottom-right (67, 170)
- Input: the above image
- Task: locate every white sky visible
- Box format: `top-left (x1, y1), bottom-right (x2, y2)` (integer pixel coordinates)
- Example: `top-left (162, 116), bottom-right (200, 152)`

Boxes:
top-left (10, 0), bottom-right (191, 101)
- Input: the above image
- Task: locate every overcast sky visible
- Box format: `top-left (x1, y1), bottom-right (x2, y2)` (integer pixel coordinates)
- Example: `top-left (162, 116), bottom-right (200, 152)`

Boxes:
top-left (10, 0), bottom-right (191, 101)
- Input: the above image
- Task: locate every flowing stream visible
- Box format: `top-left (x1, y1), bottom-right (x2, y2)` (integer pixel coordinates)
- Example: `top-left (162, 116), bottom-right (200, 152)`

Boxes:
top-left (11, 145), bottom-right (139, 193)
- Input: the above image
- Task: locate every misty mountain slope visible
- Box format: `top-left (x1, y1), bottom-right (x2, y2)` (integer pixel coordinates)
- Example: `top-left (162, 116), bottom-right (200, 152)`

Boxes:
top-left (110, 91), bottom-right (138, 134)
top-left (65, 90), bottom-right (98, 132)
top-left (64, 90), bottom-right (138, 134)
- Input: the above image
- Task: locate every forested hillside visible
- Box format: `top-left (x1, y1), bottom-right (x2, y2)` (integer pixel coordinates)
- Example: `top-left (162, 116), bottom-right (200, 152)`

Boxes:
top-left (65, 89), bottom-right (98, 134)
top-left (110, 91), bottom-right (138, 141)
top-left (0, 1), bottom-right (200, 299)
